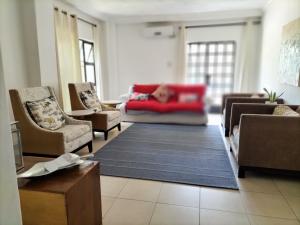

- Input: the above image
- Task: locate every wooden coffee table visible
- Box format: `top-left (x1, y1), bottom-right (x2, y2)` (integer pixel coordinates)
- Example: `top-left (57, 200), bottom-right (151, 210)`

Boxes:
top-left (18, 156), bottom-right (102, 225)
top-left (101, 100), bottom-right (121, 108)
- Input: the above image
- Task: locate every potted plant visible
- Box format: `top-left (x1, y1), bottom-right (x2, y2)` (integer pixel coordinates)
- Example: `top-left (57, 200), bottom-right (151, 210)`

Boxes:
top-left (263, 88), bottom-right (284, 104)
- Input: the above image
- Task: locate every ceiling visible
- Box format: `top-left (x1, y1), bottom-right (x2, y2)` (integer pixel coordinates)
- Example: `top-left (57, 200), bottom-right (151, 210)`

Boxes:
top-left (64, 0), bottom-right (270, 22)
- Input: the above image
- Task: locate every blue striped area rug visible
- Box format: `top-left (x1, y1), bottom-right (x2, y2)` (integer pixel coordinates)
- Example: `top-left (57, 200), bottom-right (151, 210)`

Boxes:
top-left (94, 123), bottom-right (238, 189)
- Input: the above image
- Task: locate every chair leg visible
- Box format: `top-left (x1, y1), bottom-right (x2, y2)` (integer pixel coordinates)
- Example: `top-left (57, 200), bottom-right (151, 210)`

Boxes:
top-left (87, 141), bottom-right (93, 153)
top-left (225, 128), bottom-right (229, 137)
top-left (238, 166), bottom-right (246, 178)
top-left (117, 123), bottom-right (121, 131)
top-left (104, 131), bottom-right (108, 141)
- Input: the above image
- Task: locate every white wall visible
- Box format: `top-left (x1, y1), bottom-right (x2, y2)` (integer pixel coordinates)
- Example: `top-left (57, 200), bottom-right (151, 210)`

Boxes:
top-left (115, 23), bottom-right (179, 96)
top-left (112, 21), bottom-right (261, 98)
top-left (0, 0), bottom-right (25, 224)
top-left (259, 0), bottom-right (300, 104)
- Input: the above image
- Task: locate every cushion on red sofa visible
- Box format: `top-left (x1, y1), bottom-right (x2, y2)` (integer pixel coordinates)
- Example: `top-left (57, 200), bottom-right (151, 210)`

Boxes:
top-left (133, 84), bottom-right (159, 94)
top-left (126, 99), bottom-right (205, 113)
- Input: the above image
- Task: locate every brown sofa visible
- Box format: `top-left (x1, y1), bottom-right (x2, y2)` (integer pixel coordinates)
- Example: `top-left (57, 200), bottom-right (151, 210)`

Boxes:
top-left (68, 82), bottom-right (122, 140)
top-left (229, 103), bottom-right (300, 178)
top-left (221, 93), bottom-right (284, 136)
top-left (9, 87), bottom-right (93, 156)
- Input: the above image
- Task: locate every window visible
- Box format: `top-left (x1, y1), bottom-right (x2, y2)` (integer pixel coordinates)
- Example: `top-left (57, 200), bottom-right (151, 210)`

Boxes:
top-left (79, 39), bottom-right (96, 85)
top-left (186, 41), bottom-right (236, 105)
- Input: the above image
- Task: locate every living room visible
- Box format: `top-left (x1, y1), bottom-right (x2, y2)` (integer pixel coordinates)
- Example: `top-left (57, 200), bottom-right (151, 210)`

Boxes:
top-left (1, 0), bottom-right (300, 225)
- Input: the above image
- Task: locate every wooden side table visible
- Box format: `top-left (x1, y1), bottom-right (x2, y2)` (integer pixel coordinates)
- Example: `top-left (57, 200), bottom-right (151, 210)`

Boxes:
top-left (101, 100), bottom-right (121, 108)
top-left (18, 157), bottom-right (102, 225)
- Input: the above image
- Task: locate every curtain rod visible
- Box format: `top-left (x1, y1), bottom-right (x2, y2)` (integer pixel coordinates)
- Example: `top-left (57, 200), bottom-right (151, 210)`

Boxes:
top-left (185, 21), bottom-right (261, 29)
top-left (54, 7), bottom-right (97, 27)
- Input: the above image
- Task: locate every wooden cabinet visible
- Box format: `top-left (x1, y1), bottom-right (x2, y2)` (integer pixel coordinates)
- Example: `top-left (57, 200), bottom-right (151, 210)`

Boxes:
top-left (18, 157), bottom-right (102, 225)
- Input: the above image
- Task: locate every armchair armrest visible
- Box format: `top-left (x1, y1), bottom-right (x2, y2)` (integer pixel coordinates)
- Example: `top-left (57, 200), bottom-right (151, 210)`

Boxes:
top-left (64, 115), bottom-right (92, 130)
top-left (238, 114), bottom-right (300, 171)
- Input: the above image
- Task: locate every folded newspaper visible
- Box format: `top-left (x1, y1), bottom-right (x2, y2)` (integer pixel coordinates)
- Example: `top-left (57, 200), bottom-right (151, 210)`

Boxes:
top-left (17, 153), bottom-right (94, 178)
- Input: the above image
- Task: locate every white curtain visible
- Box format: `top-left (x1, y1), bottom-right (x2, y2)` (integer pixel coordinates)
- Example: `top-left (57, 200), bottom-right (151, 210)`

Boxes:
top-left (238, 19), bottom-right (259, 92)
top-left (177, 25), bottom-right (187, 83)
top-left (93, 25), bottom-right (103, 99)
top-left (54, 9), bottom-right (81, 111)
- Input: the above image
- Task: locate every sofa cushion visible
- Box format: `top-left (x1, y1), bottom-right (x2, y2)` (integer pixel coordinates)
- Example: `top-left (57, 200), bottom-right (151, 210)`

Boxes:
top-left (133, 84), bottom-right (159, 94)
top-left (57, 124), bottom-right (90, 143)
top-left (152, 85), bottom-right (172, 103)
top-left (98, 110), bottom-right (121, 121)
top-left (178, 93), bottom-right (199, 103)
top-left (130, 92), bottom-right (150, 101)
top-left (273, 105), bottom-right (299, 116)
top-left (80, 90), bottom-right (102, 112)
top-left (26, 96), bottom-right (65, 130)
top-left (126, 99), bottom-right (205, 113)
top-left (296, 106), bottom-right (300, 114)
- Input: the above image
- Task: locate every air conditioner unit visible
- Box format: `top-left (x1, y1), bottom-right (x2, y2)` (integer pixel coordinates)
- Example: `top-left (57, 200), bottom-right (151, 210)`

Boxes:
top-left (142, 25), bottom-right (175, 38)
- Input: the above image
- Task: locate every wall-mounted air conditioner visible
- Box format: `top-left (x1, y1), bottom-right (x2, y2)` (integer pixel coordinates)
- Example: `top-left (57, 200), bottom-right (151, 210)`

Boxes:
top-left (142, 25), bottom-right (175, 38)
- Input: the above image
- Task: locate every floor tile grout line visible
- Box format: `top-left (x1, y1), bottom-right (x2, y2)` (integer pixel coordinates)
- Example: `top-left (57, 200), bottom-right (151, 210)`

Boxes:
top-left (273, 179), bottom-right (300, 220)
top-left (101, 196), bottom-right (117, 219)
top-left (147, 202), bottom-right (158, 225)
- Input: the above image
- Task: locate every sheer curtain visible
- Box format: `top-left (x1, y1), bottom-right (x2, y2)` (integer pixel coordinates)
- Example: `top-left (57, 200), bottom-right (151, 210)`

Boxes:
top-left (177, 25), bottom-right (187, 83)
top-left (238, 19), bottom-right (259, 92)
top-left (54, 8), bottom-right (81, 111)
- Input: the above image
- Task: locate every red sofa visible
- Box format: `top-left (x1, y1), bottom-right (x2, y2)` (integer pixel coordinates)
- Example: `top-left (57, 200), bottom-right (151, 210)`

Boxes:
top-left (119, 84), bottom-right (208, 125)
top-left (126, 84), bottom-right (206, 113)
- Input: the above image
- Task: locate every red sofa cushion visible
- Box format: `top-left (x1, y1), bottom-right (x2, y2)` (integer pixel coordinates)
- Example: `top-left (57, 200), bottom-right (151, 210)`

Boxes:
top-left (126, 99), bottom-right (205, 113)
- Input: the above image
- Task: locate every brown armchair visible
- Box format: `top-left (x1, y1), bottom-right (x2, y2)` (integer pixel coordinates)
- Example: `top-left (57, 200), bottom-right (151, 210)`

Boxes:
top-left (68, 83), bottom-right (122, 140)
top-left (229, 103), bottom-right (300, 178)
top-left (221, 93), bottom-right (284, 136)
top-left (9, 87), bottom-right (93, 156)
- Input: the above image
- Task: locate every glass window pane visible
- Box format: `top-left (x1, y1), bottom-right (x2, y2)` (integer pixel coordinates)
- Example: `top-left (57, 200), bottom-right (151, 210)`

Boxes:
top-left (227, 44), bottom-right (234, 52)
top-left (209, 44), bottom-right (216, 52)
top-left (199, 44), bottom-right (206, 52)
top-left (84, 42), bottom-right (95, 63)
top-left (86, 65), bottom-right (95, 84)
top-left (190, 45), bottom-right (198, 53)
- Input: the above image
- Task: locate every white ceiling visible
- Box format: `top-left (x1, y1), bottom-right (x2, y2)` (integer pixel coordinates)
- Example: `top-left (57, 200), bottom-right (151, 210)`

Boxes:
top-left (64, 0), bottom-right (269, 22)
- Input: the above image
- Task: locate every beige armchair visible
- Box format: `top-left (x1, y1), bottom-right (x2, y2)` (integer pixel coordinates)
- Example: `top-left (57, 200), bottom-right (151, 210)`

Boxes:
top-left (68, 83), bottom-right (122, 140)
top-left (9, 86), bottom-right (93, 156)
top-left (229, 103), bottom-right (300, 178)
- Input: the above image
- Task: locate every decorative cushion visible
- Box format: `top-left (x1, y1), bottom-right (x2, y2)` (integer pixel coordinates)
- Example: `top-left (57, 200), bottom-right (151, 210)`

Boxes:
top-left (152, 85), bottom-right (171, 103)
top-left (130, 92), bottom-right (150, 101)
top-left (296, 106), bottom-right (300, 114)
top-left (178, 93), bottom-right (199, 103)
top-left (80, 90), bottom-right (102, 112)
top-left (57, 124), bottom-right (90, 142)
top-left (272, 105), bottom-right (299, 116)
top-left (26, 96), bottom-right (65, 130)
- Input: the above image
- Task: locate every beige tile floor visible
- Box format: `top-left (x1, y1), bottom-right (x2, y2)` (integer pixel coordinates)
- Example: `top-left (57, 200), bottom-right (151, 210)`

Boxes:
top-left (78, 115), bottom-right (300, 225)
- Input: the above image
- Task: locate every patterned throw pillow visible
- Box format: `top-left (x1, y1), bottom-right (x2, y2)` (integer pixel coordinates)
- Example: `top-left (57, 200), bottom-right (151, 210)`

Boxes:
top-left (152, 85), bottom-right (171, 103)
top-left (80, 90), bottom-right (102, 112)
top-left (130, 92), bottom-right (149, 101)
top-left (26, 96), bottom-right (65, 130)
top-left (273, 105), bottom-right (299, 116)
